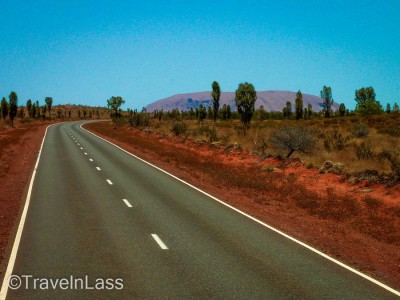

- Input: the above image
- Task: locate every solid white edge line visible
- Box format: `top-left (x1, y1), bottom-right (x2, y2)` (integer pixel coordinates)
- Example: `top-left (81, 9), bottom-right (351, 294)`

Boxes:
top-left (151, 234), bottom-right (168, 250)
top-left (106, 179), bottom-right (113, 185)
top-left (122, 199), bottom-right (132, 208)
top-left (80, 123), bottom-right (400, 296)
top-left (0, 123), bottom-right (53, 300)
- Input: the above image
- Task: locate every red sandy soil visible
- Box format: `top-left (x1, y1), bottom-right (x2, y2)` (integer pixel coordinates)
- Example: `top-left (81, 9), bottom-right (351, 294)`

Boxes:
top-left (0, 121), bottom-right (399, 291)
top-left (0, 121), bottom-right (52, 279)
top-left (85, 122), bottom-right (400, 291)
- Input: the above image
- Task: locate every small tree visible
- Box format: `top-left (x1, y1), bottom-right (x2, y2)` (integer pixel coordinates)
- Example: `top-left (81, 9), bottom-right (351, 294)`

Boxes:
top-left (198, 103), bottom-right (207, 122)
top-left (45, 97), bottom-right (53, 118)
top-left (295, 90), bottom-right (303, 120)
top-left (354, 86), bottom-right (383, 115)
top-left (320, 86), bottom-right (333, 118)
top-left (31, 103), bottom-right (37, 118)
top-left (339, 103), bottom-right (346, 117)
top-left (307, 103), bottom-right (313, 119)
top-left (9, 91), bottom-right (18, 126)
top-left (107, 96), bottom-right (125, 118)
top-left (283, 101), bottom-right (292, 118)
top-left (211, 81), bottom-right (221, 122)
top-left (1, 97), bottom-right (9, 122)
top-left (26, 99), bottom-right (32, 117)
top-left (386, 103), bottom-right (391, 114)
top-left (393, 103), bottom-right (399, 113)
top-left (42, 105), bottom-right (47, 120)
top-left (207, 106), bottom-right (213, 119)
top-left (270, 126), bottom-right (316, 158)
top-left (235, 82), bottom-right (257, 127)
top-left (36, 101), bottom-right (40, 119)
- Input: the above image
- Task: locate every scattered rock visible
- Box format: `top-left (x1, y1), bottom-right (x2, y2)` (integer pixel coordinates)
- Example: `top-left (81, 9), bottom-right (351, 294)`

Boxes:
top-left (353, 189), bottom-right (373, 193)
top-left (319, 161), bottom-right (344, 174)
top-left (348, 176), bottom-right (360, 186)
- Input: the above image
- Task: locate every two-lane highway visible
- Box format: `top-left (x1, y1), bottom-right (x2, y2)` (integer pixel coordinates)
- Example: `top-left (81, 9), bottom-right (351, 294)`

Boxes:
top-left (1, 121), bottom-right (399, 299)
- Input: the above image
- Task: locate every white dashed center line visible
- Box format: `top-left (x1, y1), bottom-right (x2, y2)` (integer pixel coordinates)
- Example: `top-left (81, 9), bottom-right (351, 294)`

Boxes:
top-left (84, 152), bottom-right (87, 155)
top-left (89, 158), bottom-right (93, 162)
top-left (122, 199), bottom-right (132, 208)
top-left (96, 167), bottom-right (101, 171)
top-left (151, 234), bottom-right (168, 250)
top-left (106, 179), bottom-right (113, 185)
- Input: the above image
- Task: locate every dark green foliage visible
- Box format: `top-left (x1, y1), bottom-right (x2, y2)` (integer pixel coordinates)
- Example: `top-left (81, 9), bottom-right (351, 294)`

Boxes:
top-left (255, 105), bottom-right (268, 121)
top-left (270, 125), bottom-right (316, 158)
top-left (350, 122), bottom-right (369, 138)
top-left (234, 82), bottom-right (257, 126)
top-left (198, 103), bottom-right (207, 122)
top-left (386, 103), bottom-right (391, 114)
top-left (9, 91), bottom-right (18, 126)
top-left (283, 101), bottom-right (292, 118)
top-left (307, 103), bottom-right (313, 119)
top-left (381, 150), bottom-right (400, 177)
top-left (323, 129), bottom-right (349, 151)
top-left (45, 96), bottom-right (53, 118)
top-left (1, 97), bottom-right (8, 121)
top-left (354, 87), bottom-right (383, 115)
top-left (171, 121), bottom-right (187, 136)
top-left (207, 106), bottom-right (213, 119)
top-left (295, 90), bottom-right (303, 120)
top-left (211, 81), bottom-right (221, 122)
top-left (107, 96), bottom-right (125, 118)
top-left (320, 86), bottom-right (333, 118)
top-left (129, 112), bottom-right (150, 127)
top-left (220, 104), bottom-right (231, 120)
top-left (353, 140), bottom-right (374, 160)
top-left (26, 99), bottom-right (32, 117)
top-left (31, 103), bottom-right (37, 118)
top-left (339, 103), bottom-right (346, 116)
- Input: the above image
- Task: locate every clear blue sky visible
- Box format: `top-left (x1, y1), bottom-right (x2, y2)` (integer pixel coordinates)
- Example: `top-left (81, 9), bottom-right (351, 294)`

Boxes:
top-left (1, 0), bottom-right (399, 110)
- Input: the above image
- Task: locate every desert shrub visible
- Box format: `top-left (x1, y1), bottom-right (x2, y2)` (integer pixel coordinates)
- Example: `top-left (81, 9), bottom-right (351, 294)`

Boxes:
top-left (323, 129), bottom-right (349, 151)
top-left (378, 127), bottom-right (400, 137)
top-left (381, 150), bottom-right (400, 177)
top-left (269, 125), bottom-right (316, 158)
top-left (171, 121), bottom-right (187, 136)
top-left (262, 166), bottom-right (275, 172)
top-left (350, 122), bottom-right (369, 138)
top-left (207, 126), bottom-right (219, 142)
top-left (195, 124), bottom-right (219, 142)
top-left (253, 134), bottom-right (268, 154)
top-left (129, 113), bottom-right (150, 127)
top-left (353, 140), bottom-right (374, 160)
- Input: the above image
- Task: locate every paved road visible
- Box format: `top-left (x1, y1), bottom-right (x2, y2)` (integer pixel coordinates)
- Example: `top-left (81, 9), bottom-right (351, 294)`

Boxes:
top-left (1, 121), bottom-right (398, 299)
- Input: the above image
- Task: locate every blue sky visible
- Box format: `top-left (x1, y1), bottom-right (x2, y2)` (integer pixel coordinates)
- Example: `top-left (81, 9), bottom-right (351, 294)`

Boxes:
top-left (1, 0), bottom-right (399, 110)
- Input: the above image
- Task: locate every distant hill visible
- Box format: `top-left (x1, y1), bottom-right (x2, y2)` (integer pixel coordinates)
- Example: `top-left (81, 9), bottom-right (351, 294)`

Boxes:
top-left (145, 91), bottom-right (337, 112)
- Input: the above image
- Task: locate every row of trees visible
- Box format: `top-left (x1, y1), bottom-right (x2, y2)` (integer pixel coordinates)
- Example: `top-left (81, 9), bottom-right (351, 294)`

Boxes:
top-left (108, 82), bottom-right (398, 128)
top-left (1, 91), bottom-right (54, 125)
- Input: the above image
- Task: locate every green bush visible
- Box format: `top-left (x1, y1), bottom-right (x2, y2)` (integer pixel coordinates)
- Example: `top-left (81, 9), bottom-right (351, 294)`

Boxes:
top-left (350, 122), bottom-right (369, 138)
top-left (353, 140), bottom-right (374, 160)
top-left (171, 121), bottom-right (187, 136)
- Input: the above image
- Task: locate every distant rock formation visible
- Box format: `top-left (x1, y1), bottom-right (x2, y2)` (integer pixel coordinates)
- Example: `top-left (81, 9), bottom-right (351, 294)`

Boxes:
top-left (146, 90), bottom-right (336, 112)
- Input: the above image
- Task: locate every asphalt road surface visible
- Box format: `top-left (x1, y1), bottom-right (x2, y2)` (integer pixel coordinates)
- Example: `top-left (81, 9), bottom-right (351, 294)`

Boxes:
top-left (1, 121), bottom-right (399, 299)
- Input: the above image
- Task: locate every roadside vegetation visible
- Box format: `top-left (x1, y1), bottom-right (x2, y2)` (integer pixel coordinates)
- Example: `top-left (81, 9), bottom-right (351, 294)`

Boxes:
top-left (109, 83), bottom-right (400, 184)
top-left (0, 91), bottom-right (110, 127)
